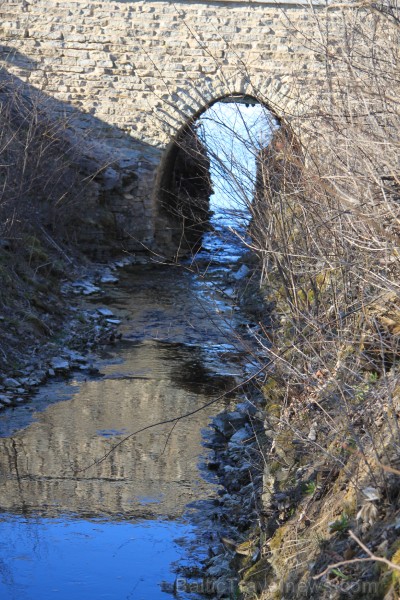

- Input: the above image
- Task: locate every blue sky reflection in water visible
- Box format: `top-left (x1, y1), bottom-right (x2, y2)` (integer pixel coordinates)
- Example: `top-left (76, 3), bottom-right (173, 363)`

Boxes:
top-left (0, 516), bottom-right (197, 600)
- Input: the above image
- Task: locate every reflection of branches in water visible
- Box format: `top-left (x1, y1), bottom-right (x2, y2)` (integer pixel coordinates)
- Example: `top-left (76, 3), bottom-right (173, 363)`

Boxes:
top-left (4, 437), bottom-right (29, 515)
top-left (0, 555), bottom-right (16, 592)
top-left (0, 512), bottom-right (47, 591)
top-left (74, 363), bottom-right (268, 475)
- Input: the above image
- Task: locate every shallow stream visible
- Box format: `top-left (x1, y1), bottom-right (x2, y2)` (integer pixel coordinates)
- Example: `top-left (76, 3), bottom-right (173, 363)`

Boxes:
top-left (0, 214), bottom-right (250, 600)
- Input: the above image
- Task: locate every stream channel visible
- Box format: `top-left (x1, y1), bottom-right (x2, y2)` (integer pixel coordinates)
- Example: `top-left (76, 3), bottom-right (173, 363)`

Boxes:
top-left (0, 212), bottom-right (253, 600)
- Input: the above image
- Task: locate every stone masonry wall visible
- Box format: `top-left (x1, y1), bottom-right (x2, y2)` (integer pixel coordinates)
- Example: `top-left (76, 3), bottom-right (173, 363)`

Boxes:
top-left (0, 0), bottom-right (328, 253)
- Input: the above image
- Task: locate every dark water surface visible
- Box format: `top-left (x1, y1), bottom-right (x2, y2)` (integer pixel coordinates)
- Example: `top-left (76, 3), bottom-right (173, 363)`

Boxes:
top-left (0, 214), bottom-right (248, 599)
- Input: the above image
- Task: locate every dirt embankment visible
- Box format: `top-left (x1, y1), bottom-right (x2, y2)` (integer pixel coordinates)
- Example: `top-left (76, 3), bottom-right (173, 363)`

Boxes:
top-left (0, 242), bottom-right (134, 409)
top-left (0, 73), bottom-right (125, 403)
top-left (209, 137), bottom-right (400, 600)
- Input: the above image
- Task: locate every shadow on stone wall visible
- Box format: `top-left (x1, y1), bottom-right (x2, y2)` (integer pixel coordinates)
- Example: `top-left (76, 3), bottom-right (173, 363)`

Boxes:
top-left (156, 124), bottom-right (212, 257)
top-left (0, 47), bottom-right (175, 257)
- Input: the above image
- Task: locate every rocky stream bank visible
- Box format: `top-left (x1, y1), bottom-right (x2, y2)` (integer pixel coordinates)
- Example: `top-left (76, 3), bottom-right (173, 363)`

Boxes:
top-left (0, 255), bottom-right (141, 410)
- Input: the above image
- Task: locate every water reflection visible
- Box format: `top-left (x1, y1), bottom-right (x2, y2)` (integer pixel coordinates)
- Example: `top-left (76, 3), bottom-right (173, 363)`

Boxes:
top-left (0, 211), bottom-right (247, 598)
top-left (0, 340), bottom-right (234, 519)
top-left (0, 516), bottom-right (199, 600)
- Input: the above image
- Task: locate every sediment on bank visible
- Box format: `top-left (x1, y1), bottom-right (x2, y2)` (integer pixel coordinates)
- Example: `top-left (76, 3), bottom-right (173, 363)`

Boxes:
top-left (0, 242), bottom-right (133, 409)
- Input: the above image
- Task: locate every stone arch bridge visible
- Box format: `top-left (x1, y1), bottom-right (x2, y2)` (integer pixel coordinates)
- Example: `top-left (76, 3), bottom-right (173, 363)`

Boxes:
top-left (0, 0), bottom-right (327, 254)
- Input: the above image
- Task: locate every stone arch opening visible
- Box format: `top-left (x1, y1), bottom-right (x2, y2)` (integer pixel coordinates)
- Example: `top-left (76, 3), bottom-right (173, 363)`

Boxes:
top-left (155, 93), bottom-right (280, 257)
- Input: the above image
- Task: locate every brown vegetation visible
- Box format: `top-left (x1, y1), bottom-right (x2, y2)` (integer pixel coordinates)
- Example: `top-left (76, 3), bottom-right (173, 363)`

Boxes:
top-left (230, 2), bottom-right (400, 598)
top-left (1, 1), bottom-right (400, 594)
top-left (0, 71), bottom-right (98, 368)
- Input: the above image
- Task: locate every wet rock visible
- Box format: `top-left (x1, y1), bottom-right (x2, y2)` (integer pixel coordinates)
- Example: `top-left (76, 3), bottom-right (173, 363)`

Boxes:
top-left (26, 376), bottom-right (43, 386)
top-left (239, 461), bottom-right (253, 472)
top-left (232, 264), bottom-right (250, 281)
top-left (114, 257), bottom-right (132, 268)
top-left (100, 272), bottom-right (118, 284)
top-left (97, 307), bottom-right (114, 317)
top-left (65, 351), bottom-right (87, 364)
top-left (222, 287), bottom-right (236, 299)
top-left (50, 358), bottom-right (70, 371)
top-left (207, 556), bottom-right (232, 578)
top-left (71, 280), bottom-right (101, 295)
top-left (212, 415), bottom-right (230, 436)
top-left (236, 400), bottom-right (259, 417)
top-left (229, 425), bottom-right (252, 446)
top-left (212, 411), bottom-right (247, 436)
top-left (0, 396), bottom-right (13, 406)
top-left (4, 377), bottom-right (20, 388)
top-left (98, 166), bottom-right (119, 191)
top-left (79, 364), bottom-right (100, 375)
top-left (222, 465), bottom-right (237, 483)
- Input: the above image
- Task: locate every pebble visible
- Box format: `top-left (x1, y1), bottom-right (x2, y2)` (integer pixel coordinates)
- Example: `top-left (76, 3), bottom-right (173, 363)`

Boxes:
top-left (229, 426), bottom-right (252, 445)
top-left (207, 557), bottom-right (232, 578)
top-left (212, 411), bottom-right (246, 436)
top-left (232, 264), bottom-right (250, 281)
top-left (62, 350), bottom-right (87, 364)
top-left (114, 257), bottom-right (132, 268)
top-left (0, 397), bottom-right (13, 405)
top-left (4, 378), bottom-right (20, 388)
top-left (236, 400), bottom-right (259, 416)
top-left (50, 358), bottom-right (70, 371)
top-left (71, 281), bottom-right (101, 295)
top-left (97, 307), bottom-right (114, 317)
top-left (100, 273), bottom-right (119, 284)
top-left (308, 421), bottom-right (318, 442)
top-left (222, 287), bottom-right (236, 299)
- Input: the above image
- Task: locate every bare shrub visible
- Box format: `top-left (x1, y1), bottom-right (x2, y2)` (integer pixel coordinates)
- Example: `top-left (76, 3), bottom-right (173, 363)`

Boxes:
top-left (0, 71), bottom-right (87, 245)
top-left (235, 2), bottom-right (400, 594)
